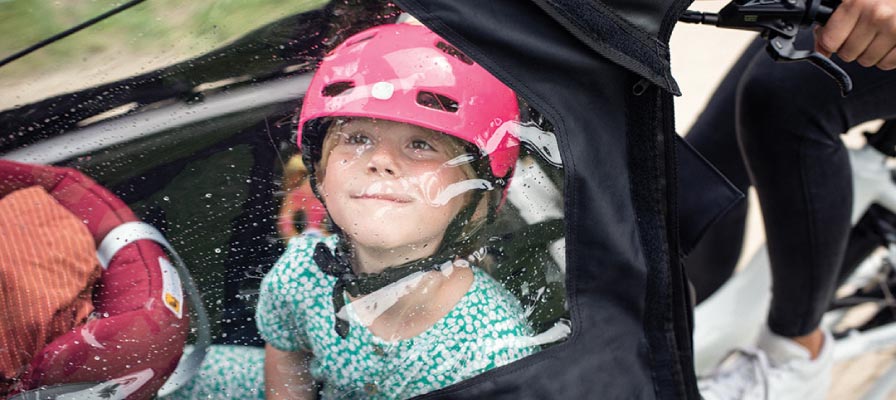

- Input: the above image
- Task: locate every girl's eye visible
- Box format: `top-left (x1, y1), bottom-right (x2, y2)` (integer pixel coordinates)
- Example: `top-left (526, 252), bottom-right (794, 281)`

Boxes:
top-left (409, 140), bottom-right (435, 151)
top-left (345, 133), bottom-right (372, 145)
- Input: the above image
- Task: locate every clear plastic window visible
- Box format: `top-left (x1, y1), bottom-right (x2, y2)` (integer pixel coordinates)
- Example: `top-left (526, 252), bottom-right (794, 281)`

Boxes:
top-left (0, 2), bottom-right (567, 399)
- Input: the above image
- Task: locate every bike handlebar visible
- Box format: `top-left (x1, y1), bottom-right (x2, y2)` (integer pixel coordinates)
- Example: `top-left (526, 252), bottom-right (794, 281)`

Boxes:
top-left (680, 0), bottom-right (852, 96)
top-left (816, 5), bottom-right (836, 25)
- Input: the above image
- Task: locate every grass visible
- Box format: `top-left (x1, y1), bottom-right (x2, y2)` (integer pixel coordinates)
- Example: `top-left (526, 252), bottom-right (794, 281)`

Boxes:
top-left (0, 0), bottom-right (327, 85)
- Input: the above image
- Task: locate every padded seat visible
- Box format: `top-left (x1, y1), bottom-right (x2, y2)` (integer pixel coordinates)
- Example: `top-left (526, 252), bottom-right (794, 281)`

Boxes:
top-left (0, 160), bottom-right (189, 399)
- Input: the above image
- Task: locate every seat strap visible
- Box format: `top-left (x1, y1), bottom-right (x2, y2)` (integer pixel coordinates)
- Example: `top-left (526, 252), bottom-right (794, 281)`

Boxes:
top-left (96, 222), bottom-right (210, 397)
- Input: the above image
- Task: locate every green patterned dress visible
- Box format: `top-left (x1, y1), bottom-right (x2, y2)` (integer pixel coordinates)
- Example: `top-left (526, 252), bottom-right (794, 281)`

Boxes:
top-left (255, 235), bottom-right (536, 399)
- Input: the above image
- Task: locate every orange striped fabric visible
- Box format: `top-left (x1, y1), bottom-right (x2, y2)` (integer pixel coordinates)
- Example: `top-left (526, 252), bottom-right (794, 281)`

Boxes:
top-left (0, 186), bottom-right (100, 391)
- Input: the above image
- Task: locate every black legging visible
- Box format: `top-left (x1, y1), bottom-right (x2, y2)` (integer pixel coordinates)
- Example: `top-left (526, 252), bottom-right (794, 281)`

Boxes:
top-left (684, 31), bottom-right (896, 337)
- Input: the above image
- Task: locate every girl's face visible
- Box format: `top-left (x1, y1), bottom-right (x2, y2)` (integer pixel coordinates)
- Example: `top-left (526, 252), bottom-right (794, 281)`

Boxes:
top-left (318, 118), bottom-right (473, 258)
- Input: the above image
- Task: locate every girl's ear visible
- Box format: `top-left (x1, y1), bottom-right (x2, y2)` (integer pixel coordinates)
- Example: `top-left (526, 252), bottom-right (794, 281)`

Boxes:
top-left (461, 192), bottom-right (490, 240)
top-left (471, 193), bottom-right (490, 223)
top-left (315, 169), bottom-right (327, 192)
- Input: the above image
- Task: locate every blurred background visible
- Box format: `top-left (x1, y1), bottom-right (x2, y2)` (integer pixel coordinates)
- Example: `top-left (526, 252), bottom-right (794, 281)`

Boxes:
top-left (0, 0), bottom-right (325, 110)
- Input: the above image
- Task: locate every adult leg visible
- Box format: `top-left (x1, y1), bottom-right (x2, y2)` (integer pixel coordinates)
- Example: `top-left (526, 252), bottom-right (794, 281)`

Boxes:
top-left (700, 29), bottom-right (896, 400)
top-left (736, 30), bottom-right (896, 339)
top-left (683, 36), bottom-right (764, 303)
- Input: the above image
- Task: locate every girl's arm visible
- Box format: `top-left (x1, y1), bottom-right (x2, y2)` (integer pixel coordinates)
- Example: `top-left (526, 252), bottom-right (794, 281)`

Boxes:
top-left (265, 344), bottom-right (317, 400)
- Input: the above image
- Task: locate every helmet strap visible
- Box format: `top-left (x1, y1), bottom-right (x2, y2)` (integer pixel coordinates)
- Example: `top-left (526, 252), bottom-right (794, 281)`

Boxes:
top-left (304, 126), bottom-right (506, 338)
top-left (314, 238), bottom-right (464, 339)
top-left (312, 189), bottom-right (487, 339)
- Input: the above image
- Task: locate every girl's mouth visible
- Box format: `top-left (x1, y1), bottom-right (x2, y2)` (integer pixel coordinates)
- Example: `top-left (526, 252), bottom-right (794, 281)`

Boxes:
top-left (351, 193), bottom-right (413, 203)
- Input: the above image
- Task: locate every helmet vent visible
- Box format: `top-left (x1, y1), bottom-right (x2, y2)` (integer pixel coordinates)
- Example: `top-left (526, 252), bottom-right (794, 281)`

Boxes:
top-left (435, 41), bottom-right (474, 65)
top-left (417, 91), bottom-right (459, 113)
top-left (322, 81), bottom-right (355, 97)
top-left (346, 33), bottom-right (377, 47)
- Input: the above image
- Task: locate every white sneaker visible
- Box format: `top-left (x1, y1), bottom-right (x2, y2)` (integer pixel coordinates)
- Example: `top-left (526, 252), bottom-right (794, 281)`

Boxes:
top-left (698, 327), bottom-right (834, 400)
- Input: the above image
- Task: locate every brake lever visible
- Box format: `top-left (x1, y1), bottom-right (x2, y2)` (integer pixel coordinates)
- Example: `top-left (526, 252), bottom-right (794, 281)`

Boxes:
top-left (766, 34), bottom-right (853, 96)
top-left (680, 0), bottom-right (853, 96)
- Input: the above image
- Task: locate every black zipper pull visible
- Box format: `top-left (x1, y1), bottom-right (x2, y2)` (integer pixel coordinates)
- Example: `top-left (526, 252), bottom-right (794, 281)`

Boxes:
top-left (632, 78), bottom-right (651, 96)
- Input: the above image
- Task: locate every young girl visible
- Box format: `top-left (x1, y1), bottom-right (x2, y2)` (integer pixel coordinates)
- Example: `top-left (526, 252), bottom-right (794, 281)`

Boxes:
top-left (255, 22), bottom-right (537, 399)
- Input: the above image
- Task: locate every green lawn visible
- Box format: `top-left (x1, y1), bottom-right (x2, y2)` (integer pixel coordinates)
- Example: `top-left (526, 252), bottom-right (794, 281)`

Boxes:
top-left (0, 0), bottom-right (327, 81)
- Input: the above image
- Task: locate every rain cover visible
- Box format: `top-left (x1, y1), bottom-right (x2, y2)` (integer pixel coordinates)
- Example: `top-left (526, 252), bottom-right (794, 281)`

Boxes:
top-left (0, 0), bottom-right (739, 398)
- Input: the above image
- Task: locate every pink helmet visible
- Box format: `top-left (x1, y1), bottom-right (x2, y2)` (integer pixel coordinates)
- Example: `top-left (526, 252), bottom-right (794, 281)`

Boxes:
top-left (297, 23), bottom-right (520, 188)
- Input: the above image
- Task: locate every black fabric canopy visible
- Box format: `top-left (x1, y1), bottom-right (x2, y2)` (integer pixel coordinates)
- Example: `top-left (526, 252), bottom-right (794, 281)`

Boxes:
top-left (394, 0), bottom-right (740, 398)
top-left (0, 1), bottom-right (742, 397)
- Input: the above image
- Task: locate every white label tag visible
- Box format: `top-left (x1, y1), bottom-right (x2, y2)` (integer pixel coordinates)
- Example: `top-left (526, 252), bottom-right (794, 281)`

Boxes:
top-left (159, 257), bottom-right (184, 319)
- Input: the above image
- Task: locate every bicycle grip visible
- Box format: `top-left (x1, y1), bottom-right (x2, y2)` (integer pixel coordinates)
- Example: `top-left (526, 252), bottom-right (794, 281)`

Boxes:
top-left (815, 0), bottom-right (841, 24)
top-left (816, 5), bottom-right (834, 24)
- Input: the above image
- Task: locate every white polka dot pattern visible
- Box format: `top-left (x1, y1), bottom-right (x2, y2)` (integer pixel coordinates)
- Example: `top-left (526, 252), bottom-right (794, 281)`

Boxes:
top-left (256, 235), bottom-right (537, 399)
top-left (161, 345), bottom-right (265, 400)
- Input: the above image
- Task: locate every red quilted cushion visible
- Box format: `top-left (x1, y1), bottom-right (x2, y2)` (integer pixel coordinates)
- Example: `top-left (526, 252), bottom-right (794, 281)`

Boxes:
top-left (0, 160), bottom-right (188, 399)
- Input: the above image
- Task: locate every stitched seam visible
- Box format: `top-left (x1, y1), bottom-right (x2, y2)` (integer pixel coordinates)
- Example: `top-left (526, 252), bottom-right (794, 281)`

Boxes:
top-left (591, 0), bottom-right (665, 46)
top-left (796, 133), bottom-right (816, 334)
top-left (628, 83), bottom-right (661, 397)
top-left (549, 2), bottom-right (660, 62)
top-left (532, 0), bottom-right (668, 86)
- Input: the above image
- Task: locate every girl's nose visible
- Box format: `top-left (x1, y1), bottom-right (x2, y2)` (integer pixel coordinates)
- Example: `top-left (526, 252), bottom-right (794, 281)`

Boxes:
top-left (366, 145), bottom-right (399, 176)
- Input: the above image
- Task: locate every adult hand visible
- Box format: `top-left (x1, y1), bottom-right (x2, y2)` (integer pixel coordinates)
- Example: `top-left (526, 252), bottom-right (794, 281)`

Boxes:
top-left (814, 0), bottom-right (896, 70)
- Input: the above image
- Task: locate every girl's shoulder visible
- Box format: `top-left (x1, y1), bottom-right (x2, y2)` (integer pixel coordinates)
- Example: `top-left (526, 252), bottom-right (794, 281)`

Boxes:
top-left (283, 233), bottom-right (338, 259)
top-left (468, 267), bottom-right (524, 310)
top-left (264, 234), bottom-right (338, 287)
top-left (256, 235), bottom-right (338, 353)
top-left (447, 266), bottom-right (530, 331)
